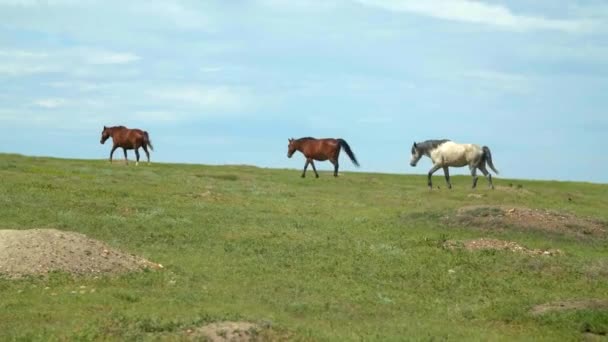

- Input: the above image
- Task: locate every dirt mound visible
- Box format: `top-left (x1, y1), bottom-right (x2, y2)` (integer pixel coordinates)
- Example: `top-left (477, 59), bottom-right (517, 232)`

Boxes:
top-left (531, 299), bottom-right (608, 316)
top-left (187, 322), bottom-right (259, 341)
top-left (445, 238), bottom-right (562, 256)
top-left (0, 229), bottom-right (162, 278)
top-left (451, 206), bottom-right (607, 238)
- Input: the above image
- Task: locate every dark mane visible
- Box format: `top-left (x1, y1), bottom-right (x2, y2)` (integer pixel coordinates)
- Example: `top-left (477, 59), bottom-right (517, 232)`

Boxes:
top-left (412, 139), bottom-right (450, 154)
top-left (424, 139), bottom-right (450, 148)
top-left (297, 137), bottom-right (316, 141)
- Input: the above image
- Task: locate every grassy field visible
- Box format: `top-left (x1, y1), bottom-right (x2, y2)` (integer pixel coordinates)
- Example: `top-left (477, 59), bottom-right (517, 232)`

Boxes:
top-left (1, 153), bottom-right (607, 341)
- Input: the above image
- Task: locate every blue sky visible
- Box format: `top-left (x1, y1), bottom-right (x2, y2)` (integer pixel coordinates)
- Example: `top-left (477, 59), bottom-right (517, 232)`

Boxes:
top-left (1, 0), bottom-right (607, 183)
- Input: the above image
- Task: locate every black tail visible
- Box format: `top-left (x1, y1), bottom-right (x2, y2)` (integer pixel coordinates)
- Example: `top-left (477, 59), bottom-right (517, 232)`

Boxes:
top-left (144, 131), bottom-right (154, 151)
top-left (337, 139), bottom-right (359, 167)
top-left (482, 146), bottom-right (498, 174)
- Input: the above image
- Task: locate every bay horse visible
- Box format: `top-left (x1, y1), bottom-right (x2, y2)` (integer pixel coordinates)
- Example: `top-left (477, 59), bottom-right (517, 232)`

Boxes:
top-left (410, 139), bottom-right (499, 189)
top-left (100, 126), bottom-right (153, 165)
top-left (287, 137), bottom-right (359, 178)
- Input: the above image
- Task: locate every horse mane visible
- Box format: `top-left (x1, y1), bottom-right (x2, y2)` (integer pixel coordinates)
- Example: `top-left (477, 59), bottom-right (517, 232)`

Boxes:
top-left (414, 139), bottom-right (450, 153)
top-left (424, 139), bottom-right (450, 148)
top-left (297, 137), bottom-right (316, 141)
top-left (107, 125), bottom-right (127, 130)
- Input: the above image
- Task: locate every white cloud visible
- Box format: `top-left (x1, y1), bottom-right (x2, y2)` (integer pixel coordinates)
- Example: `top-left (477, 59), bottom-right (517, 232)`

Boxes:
top-left (463, 70), bottom-right (528, 83)
top-left (0, 47), bottom-right (140, 76)
top-left (34, 98), bottom-right (67, 108)
top-left (0, 64), bottom-right (58, 75)
top-left (84, 51), bottom-right (140, 65)
top-left (258, 0), bottom-right (342, 11)
top-left (462, 70), bottom-right (534, 94)
top-left (133, 111), bottom-right (185, 122)
top-left (0, 0), bottom-right (91, 6)
top-left (0, 50), bottom-right (48, 58)
top-left (356, 0), bottom-right (591, 32)
top-left (200, 66), bottom-right (223, 73)
top-left (128, 1), bottom-right (213, 31)
top-left (149, 86), bottom-right (253, 112)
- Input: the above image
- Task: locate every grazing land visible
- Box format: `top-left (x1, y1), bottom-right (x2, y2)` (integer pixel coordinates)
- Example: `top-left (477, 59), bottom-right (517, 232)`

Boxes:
top-left (1, 153), bottom-right (607, 340)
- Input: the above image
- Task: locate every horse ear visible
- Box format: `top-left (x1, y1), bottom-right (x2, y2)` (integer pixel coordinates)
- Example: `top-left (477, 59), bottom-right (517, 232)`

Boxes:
top-left (413, 142), bottom-right (417, 148)
top-left (103, 125), bottom-right (107, 129)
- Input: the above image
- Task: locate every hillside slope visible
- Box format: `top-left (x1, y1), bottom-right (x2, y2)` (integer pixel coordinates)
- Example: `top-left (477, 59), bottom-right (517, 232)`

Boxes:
top-left (1, 154), bottom-right (607, 340)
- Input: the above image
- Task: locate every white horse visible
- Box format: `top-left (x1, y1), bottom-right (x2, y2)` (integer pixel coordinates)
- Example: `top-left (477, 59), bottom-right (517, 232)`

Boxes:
top-left (410, 139), bottom-right (499, 189)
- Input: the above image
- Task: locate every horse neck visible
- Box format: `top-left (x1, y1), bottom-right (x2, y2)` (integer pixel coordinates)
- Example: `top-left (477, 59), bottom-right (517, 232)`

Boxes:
top-left (294, 140), bottom-right (308, 152)
top-left (418, 143), bottom-right (436, 158)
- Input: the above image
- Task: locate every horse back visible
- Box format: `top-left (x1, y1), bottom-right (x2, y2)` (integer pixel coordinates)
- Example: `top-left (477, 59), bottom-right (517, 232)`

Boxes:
top-left (301, 138), bottom-right (339, 160)
top-left (113, 127), bottom-right (145, 148)
top-left (433, 142), bottom-right (479, 166)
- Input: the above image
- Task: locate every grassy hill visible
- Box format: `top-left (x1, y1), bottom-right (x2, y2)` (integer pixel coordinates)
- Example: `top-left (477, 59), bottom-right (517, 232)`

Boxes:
top-left (1, 153), bottom-right (607, 340)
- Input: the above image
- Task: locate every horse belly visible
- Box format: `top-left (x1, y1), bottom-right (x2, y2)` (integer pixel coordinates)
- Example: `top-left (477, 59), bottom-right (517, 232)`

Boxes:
top-left (311, 153), bottom-right (329, 161)
top-left (448, 157), bottom-right (469, 167)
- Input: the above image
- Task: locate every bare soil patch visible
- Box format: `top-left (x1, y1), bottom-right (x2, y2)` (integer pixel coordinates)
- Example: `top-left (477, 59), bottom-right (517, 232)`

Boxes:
top-left (184, 321), bottom-right (291, 341)
top-left (531, 299), bottom-right (608, 316)
top-left (444, 238), bottom-right (562, 256)
top-left (450, 206), bottom-right (607, 238)
top-left (0, 229), bottom-right (162, 278)
top-left (186, 322), bottom-right (259, 341)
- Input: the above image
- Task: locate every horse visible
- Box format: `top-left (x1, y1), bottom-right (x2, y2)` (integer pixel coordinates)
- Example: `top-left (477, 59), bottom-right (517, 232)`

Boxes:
top-left (287, 137), bottom-right (359, 178)
top-left (409, 139), bottom-right (499, 189)
top-left (100, 125), bottom-right (153, 165)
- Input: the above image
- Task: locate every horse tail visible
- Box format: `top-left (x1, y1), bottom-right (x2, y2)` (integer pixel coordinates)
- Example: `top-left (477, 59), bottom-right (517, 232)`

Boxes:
top-left (144, 131), bottom-right (154, 151)
top-left (337, 139), bottom-right (359, 167)
top-left (482, 146), bottom-right (498, 174)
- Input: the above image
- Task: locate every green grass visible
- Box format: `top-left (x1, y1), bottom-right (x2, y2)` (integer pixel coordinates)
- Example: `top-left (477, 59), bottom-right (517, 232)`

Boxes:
top-left (1, 153), bottom-right (607, 341)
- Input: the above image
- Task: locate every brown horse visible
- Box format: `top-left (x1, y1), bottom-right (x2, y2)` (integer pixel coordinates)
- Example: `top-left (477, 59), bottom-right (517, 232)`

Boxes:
top-left (100, 126), bottom-right (153, 165)
top-left (287, 137), bottom-right (359, 178)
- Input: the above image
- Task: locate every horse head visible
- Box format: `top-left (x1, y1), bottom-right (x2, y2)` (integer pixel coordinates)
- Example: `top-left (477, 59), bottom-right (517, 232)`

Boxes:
top-left (100, 126), bottom-right (111, 144)
top-left (410, 142), bottom-right (422, 167)
top-left (287, 138), bottom-right (296, 158)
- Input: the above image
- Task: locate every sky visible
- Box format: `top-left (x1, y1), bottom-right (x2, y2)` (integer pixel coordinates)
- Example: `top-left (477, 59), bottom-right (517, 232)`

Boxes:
top-left (1, 0), bottom-right (607, 183)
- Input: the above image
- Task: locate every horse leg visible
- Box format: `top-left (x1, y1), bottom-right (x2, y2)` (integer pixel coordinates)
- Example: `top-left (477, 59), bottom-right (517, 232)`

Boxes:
top-left (427, 164), bottom-right (442, 189)
top-left (142, 145), bottom-right (150, 164)
top-left (135, 148), bottom-right (140, 166)
top-left (470, 165), bottom-right (479, 189)
top-left (479, 165), bottom-right (494, 189)
top-left (109, 145), bottom-right (118, 163)
top-left (443, 166), bottom-right (452, 189)
top-left (310, 160), bottom-right (319, 178)
top-left (331, 159), bottom-right (339, 177)
top-left (123, 148), bottom-right (128, 165)
top-left (301, 160), bottom-right (309, 178)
